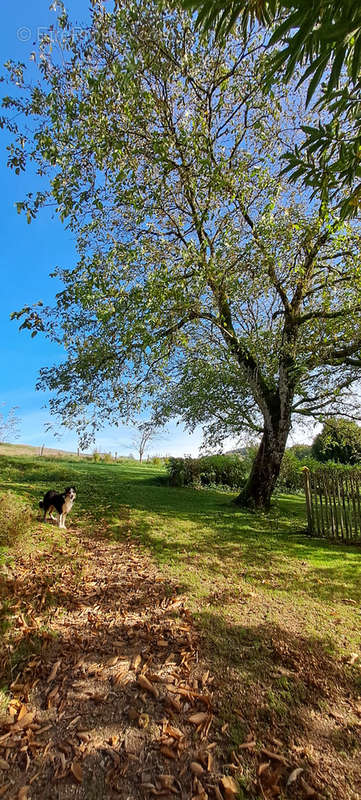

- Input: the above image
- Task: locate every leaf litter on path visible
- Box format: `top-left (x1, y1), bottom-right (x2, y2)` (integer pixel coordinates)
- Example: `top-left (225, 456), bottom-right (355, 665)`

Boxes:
top-left (1, 520), bottom-right (357, 800)
top-left (0, 527), bottom-right (226, 799)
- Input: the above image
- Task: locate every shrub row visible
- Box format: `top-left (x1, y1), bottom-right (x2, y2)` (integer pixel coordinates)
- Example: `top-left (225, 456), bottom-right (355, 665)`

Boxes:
top-left (276, 450), bottom-right (361, 492)
top-left (166, 454), bottom-right (248, 489)
top-left (166, 449), bottom-right (357, 494)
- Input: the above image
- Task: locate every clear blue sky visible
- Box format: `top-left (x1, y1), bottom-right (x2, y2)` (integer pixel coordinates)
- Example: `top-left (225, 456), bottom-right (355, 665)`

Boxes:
top-left (0, 2), bottom-right (313, 456)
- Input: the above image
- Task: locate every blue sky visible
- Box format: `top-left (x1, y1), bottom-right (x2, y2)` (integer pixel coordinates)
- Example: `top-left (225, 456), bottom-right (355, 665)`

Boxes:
top-left (0, 1), bottom-right (210, 456)
top-left (0, 2), bottom-right (315, 457)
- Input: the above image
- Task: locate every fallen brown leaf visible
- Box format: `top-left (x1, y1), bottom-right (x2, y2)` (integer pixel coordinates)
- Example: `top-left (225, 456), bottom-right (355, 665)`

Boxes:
top-left (191, 762), bottom-right (205, 776)
top-left (287, 767), bottom-right (303, 787)
top-left (158, 775), bottom-right (175, 789)
top-left (188, 712), bottom-right (209, 725)
top-left (220, 776), bottom-right (238, 800)
top-left (12, 711), bottom-right (35, 731)
top-left (160, 745), bottom-right (177, 760)
top-left (132, 654), bottom-right (142, 670)
top-left (239, 740), bottom-right (256, 750)
top-left (17, 704), bottom-right (29, 721)
top-left (164, 723), bottom-right (184, 740)
top-left (18, 788), bottom-right (29, 800)
top-left (71, 760), bottom-right (83, 783)
top-left (301, 779), bottom-right (317, 798)
top-left (47, 660), bottom-right (61, 683)
top-left (261, 748), bottom-right (289, 766)
top-left (138, 674), bottom-right (159, 698)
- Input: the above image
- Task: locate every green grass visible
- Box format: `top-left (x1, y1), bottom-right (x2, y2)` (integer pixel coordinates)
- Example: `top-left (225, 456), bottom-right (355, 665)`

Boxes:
top-left (1, 453), bottom-right (360, 610)
top-left (1, 453), bottom-right (360, 796)
top-left (1, 453), bottom-right (360, 655)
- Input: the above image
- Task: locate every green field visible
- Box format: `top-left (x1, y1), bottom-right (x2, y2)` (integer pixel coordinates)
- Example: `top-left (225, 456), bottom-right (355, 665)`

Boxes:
top-left (1, 455), bottom-right (361, 799)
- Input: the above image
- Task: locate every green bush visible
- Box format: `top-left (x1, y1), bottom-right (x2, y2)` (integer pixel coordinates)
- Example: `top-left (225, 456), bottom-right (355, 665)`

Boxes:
top-left (312, 418), bottom-right (361, 465)
top-left (148, 456), bottom-right (164, 466)
top-left (0, 492), bottom-right (32, 547)
top-left (277, 450), bottom-right (304, 491)
top-left (276, 451), bottom-right (326, 492)
top-left (288, 444), bottom-right (312, 461)
top-left (166, 454), bottom-right (248, 489)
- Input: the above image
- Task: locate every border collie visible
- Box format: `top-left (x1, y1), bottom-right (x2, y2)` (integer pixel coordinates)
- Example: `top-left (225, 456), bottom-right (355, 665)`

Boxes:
top-left (39, 487), bottom-right (77, 529)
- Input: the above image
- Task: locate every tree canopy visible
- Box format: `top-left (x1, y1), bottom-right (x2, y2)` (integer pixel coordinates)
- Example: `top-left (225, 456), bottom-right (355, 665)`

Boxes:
top-left (312, 418), bottom-right (361, 464)
top-left (180, 0), bottom-right (361, 217)
top-left (3, 0), bottom-right (361, 507)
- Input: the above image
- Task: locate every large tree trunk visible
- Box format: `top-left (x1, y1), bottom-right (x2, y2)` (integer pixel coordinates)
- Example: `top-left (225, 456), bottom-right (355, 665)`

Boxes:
top-left (235, 416), bottom-right (290, 510)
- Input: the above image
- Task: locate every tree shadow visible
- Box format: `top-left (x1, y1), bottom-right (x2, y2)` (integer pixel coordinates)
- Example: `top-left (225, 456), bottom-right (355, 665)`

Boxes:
top-left (1, 457), bottom-right (360, 606)
top-left (0, 533), bottom-right (205, 799)
top-left (195, 610), bottom-right (361, 797)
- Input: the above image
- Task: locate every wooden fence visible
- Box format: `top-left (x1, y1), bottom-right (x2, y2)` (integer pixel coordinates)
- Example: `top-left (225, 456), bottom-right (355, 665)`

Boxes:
top-left (303, 466), bottom-right (361, 542)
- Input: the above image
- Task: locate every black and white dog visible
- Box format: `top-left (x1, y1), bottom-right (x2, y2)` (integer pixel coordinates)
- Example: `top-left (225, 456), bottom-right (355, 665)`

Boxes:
top-left (39, 487), bottom-right (77, 529)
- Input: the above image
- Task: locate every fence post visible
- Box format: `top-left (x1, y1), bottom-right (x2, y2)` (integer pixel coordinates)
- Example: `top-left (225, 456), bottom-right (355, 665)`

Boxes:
top-left (303, 467), bottom-right (313, 533)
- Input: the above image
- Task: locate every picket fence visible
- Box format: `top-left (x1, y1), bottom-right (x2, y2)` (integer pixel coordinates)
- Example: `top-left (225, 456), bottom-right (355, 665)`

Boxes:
top-left (303, 466), bottom-right (361, 542)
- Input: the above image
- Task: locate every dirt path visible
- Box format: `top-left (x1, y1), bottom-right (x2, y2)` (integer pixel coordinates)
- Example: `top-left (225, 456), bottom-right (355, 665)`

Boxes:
top-left (0, 526), bottom-right (223, 800)
top-left (1, 522), bottom-right (360, 800)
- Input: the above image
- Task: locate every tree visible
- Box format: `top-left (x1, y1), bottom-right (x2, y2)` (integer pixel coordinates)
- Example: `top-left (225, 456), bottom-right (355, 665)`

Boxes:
top-left (180, 0), bottom-right (361, 217)
top-left (131, 421), bottom-right (165, 463)
top-left (4, 1), bottom-right (361, 508)
top-left (0, 406), bottom-right (20, 443)
top-left (312, 418), bottom-right (361, 464)
top-left (288, 443), bottom-right (312, 461)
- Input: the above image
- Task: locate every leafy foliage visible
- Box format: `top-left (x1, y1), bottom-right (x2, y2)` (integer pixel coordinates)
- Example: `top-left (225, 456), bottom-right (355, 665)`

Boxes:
top-left (167, 454), bottom-right (248, 488)
top-left (312, 418), bottom-right (361, 464)
top-left (3, 0), bottom-right (361, 507)
top-left (183, 0), bottom-right (361, 95)
top-left (180, 0), bottom-right (361, 216)
top-left (288, 444), bottom-right (312, 461)
top-left (276, 449), bottom-right (303, 492)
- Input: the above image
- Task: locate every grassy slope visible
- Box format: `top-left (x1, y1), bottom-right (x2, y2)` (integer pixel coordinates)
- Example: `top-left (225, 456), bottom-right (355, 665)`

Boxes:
top-left (1, 455), bottom-right (361, 797)
top-left (1, 454), bottom-right (360, 651)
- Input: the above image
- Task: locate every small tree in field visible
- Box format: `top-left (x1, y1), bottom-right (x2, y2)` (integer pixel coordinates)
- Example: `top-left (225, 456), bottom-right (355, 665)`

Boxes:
top-left (4, 1), bottom-right (361, 508)
top-left (131, 422), bottom-right (163, 464)
top-left (312, 419), bottom-right (361, 465)
top-left (0, 406), bottom-right (20, 443)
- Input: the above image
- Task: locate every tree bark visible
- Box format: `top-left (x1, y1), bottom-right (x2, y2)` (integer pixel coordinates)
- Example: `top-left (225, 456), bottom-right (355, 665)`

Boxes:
top-left (235, 418), bottom-right (290, 510)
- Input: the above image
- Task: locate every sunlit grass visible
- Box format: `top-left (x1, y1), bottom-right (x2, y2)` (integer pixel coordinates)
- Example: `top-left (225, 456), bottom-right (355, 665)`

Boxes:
top-left (1, 453), bottom-right (360, 654)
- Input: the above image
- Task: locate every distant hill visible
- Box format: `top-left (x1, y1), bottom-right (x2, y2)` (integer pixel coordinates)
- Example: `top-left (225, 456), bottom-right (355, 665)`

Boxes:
top-left (0, 442), bottom-right (87, 459)
top-left (224, 448), bottom-right (247, 456)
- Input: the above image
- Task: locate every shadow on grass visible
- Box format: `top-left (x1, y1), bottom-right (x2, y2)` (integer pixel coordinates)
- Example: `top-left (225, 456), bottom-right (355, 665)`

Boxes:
top-left (3, 567), bottom-right (360, 799)
top-left (194, 610), bottom-right (361, 795)
top-left (0, 534), bottom-right (194, 800)
top-left (1, 455), bottom-right (361, 606)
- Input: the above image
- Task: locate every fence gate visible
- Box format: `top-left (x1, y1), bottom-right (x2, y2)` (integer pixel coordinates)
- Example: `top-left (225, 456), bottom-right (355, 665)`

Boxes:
top-left (303, 467), bottom-right (361, 542)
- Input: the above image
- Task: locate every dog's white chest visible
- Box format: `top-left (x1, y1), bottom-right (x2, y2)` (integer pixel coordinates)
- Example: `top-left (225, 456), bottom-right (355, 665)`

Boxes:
top-left (63, 496), bottom-right (74, 513)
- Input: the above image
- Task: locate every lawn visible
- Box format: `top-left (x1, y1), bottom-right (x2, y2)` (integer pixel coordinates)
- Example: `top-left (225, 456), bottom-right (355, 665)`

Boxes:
top-left (1, 454), bottom-right (361, 799)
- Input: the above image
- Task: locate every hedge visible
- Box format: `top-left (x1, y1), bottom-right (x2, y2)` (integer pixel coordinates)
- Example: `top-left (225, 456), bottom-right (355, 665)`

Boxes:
top-left (166, 454), bottom-right (248, 489)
